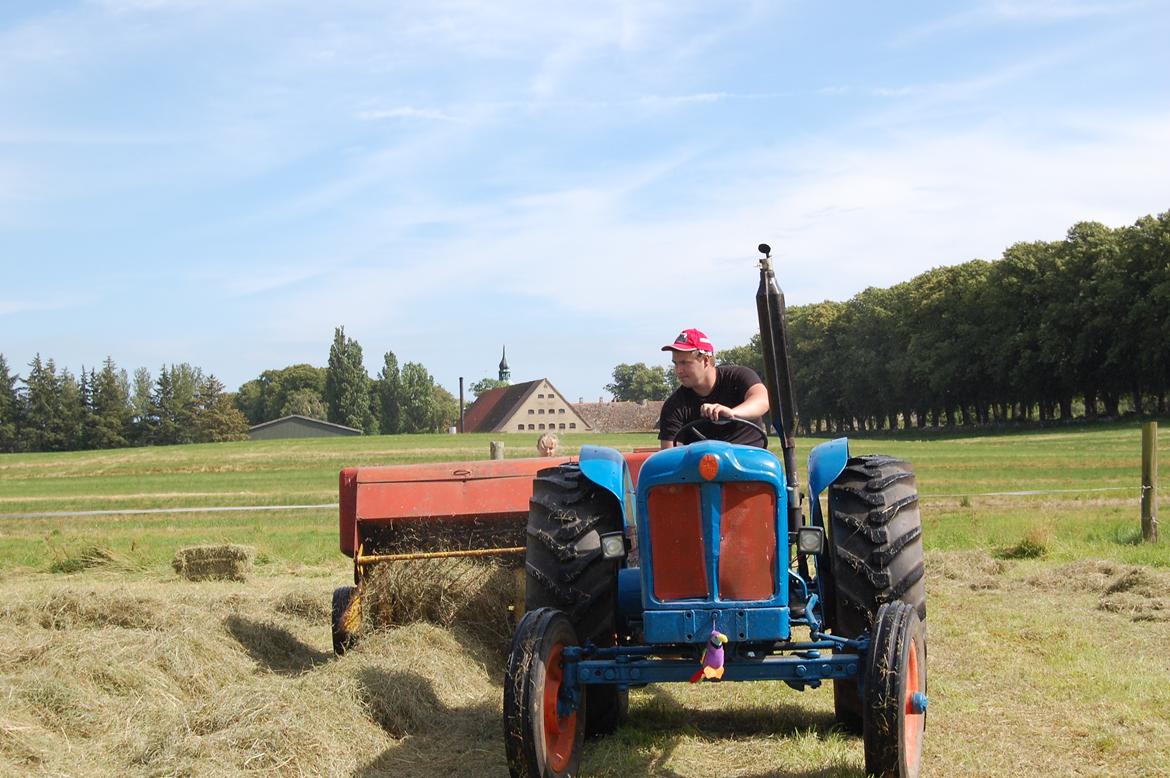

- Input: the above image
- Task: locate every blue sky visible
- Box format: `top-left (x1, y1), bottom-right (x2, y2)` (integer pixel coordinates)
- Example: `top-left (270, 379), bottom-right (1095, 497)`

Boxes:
top-left (3, 1), bottom-right (1169, 405)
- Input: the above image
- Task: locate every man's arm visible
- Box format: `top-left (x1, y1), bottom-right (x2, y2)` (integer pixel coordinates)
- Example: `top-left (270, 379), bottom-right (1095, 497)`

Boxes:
top-left (699, 382), bottom-right (770, 421)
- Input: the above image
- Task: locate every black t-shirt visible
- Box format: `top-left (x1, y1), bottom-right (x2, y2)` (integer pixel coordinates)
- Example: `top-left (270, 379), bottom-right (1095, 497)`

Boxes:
top-left (657, 364), bottom-right (768, 448)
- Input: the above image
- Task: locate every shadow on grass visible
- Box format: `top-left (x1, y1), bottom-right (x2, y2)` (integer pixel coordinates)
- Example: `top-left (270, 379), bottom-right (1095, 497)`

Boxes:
top-left (223, 615), bottom-right (333, 676)
top-left (634, 684), bottom-right (840, 735)
top-left (577, 685), bottom-right (865, 778)
top-left (352, 667), bottom-right (505, 777)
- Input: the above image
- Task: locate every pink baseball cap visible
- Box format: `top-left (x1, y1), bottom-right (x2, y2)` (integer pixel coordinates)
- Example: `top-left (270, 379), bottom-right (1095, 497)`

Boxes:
top-left (662, 328), bottom-right (714, 355)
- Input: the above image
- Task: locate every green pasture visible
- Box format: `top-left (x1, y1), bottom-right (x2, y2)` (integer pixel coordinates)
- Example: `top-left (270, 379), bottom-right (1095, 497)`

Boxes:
top-left (0, 424), bottom-right (1165, 574)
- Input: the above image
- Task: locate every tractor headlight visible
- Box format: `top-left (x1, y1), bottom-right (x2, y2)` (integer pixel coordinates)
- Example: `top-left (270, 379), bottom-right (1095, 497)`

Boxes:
top-left (600, 532), bottom-right (627, 560)
top-left (796, 527), bottom-right (825, 555)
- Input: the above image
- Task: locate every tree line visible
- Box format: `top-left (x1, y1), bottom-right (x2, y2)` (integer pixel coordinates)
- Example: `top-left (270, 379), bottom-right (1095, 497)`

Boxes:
top-left (235, 327), bottom-right (458, 435)
top-left (0, 356), bottom-right (249, 452)
top-left (7, 211), bottom-right (1165, 451)
top-left (0, 327), bottom-right (462, 453)
top-left (608, 211), bottom-right (1170, 433)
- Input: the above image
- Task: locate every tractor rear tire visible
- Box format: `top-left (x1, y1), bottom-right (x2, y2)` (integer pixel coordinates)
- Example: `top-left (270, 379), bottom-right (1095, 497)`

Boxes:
top-left (863, 601), bottom-right (927, 778)
top-left (524, 463), bottom-right (626, 737)
top-left (504, 607), bottom-right (585, 778)
top-left (826, 455), bottom-right (926, 734)
top-left (584, 685), bottom-right (629, 738)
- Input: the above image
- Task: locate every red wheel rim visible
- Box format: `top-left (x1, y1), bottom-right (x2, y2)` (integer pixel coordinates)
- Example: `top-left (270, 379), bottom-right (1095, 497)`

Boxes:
top-left (542, 643), bottom-right (577, 772)
top-left (903, 636), bottom-right (924, 765)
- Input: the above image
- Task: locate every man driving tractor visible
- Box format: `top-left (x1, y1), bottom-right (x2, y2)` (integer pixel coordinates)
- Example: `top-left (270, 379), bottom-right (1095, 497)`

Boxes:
top-left (657, 327), bottom-right (770, 448)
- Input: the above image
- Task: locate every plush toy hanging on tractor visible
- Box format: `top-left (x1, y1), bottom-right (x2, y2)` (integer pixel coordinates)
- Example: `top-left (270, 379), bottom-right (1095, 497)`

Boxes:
top-left (502, 244), bottom-right (928, 778)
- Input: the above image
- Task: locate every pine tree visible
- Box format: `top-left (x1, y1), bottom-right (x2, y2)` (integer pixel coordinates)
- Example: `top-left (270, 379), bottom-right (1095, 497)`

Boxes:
top-left (89, 358), bottom-right (132, 449)
top-left (193, 375), bottom-right (249, 442)
top-left (0, 355), bottom-right (20, 452)
top-left (130, 367), bottom-right (153, 444)
top-left (58, 369), bottom-right (85, 451)
top-left (21, 356), bottom-right (60, 451)
top-left (149, 365), bottom-right (200, 445)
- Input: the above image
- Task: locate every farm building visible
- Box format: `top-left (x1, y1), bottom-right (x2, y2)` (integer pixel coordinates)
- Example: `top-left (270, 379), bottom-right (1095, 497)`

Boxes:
top-left (248, 415), bottom-right (362, 440)
top-left (462, 379), bottom-right (592, 434)
top-left (573, 399), bottom-right (663, 433)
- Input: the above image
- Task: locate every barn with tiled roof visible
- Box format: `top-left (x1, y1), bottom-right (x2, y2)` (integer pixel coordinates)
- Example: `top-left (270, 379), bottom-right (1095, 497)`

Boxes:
top-left (462, 379), bottom-right (592, 434)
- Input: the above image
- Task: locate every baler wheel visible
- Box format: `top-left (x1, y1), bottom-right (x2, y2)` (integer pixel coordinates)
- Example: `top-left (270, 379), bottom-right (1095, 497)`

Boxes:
top-left (331, 585), bottom-right (359, 656)
top-left (503, 608), bottom-right (584, 778)
top-left (524, 463), bottom-right (627, 736)
top-left (863, 601), bottom-right (927, 778)
top-left (825, 454), bottom-right (926, 733)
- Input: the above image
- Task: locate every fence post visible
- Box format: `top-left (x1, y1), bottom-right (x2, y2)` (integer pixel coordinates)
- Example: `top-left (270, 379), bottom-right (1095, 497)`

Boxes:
top-left (1142, 421), bottom-right (1158, 543)
top-left (490, 440), bottom-right (505, 460)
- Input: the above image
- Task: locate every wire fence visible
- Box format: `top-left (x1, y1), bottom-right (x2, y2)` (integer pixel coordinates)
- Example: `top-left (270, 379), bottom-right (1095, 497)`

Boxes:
top-left (0, 484), bottom-right (1150, 520)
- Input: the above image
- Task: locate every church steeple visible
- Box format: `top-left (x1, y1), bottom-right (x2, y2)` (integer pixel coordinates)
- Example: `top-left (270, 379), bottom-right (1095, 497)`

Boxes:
top-left (498, 346), bottom-right (511, 382)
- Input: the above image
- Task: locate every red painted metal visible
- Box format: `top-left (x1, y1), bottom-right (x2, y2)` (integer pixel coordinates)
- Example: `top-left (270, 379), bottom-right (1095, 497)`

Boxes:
top-left (718, 482), bottom-right (777, 600)
top-left (647, 484), bottom-right (709, 600)
top-left (339, 468), bottom-right (359, 556)
top-left (338, 451), bottom-right (656, 559)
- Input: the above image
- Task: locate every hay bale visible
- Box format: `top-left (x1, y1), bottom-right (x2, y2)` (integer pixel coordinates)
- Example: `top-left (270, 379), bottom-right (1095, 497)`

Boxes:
top-left (172, 545), bottom-right (254, 582)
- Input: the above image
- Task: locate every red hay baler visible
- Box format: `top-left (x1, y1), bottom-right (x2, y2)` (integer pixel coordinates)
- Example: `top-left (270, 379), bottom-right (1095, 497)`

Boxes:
top-left (331, 450), bottom-right (656, 653)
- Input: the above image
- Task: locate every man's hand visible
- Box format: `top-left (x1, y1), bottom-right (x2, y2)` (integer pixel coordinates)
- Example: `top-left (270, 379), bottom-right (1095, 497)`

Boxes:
top-left (699, 402), bottom-right (734, 420)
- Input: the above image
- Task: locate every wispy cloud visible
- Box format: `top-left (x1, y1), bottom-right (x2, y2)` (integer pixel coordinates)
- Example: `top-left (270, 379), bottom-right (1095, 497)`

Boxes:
top-left (356, 107), bottom-right (462, 122)
top-left (897, 0), bottom-right (1149, 43)
top-left (0, 296), bottom-right (90, 316)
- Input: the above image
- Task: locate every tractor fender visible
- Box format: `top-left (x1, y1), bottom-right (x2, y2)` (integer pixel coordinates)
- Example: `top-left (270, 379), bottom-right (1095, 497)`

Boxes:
top-left (578, 445), bottom-right (635, 527)
top-left (807, 437), bottom-right (850, 525)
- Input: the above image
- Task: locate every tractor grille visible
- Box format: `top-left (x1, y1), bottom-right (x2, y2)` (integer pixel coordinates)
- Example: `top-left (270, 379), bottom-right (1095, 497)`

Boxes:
top-left (718, 482), bottom-right (777, 600)
top-left (647, 484), bottom-right (709, 600)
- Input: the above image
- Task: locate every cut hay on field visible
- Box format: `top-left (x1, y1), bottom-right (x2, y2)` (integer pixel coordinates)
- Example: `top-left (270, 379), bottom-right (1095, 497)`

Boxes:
top-left (360, 557), bottom-right (516, 648)
top-left (1026, 559), bottom-right (1170, 622)
top-left (924, 548), bottom-right (1006, 590)
top-left (0, 577), bottom-right (510, 777)
top-left (172, 544), bottom-right (254, 581)
top-left (48, 544), bottom-right (129, 574)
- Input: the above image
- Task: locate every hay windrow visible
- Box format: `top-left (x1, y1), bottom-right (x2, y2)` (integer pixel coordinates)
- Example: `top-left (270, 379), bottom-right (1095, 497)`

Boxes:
top-left (273, 589), bottom-right (331, 621)
top-left (36, 588), bottom-right (175, 631)
top-left (0, 576), bottom-right (511, 776)
top-left (48, 544), bottom-right (126, 574)
top-left (1026, 559), bottom-right (1170, 623)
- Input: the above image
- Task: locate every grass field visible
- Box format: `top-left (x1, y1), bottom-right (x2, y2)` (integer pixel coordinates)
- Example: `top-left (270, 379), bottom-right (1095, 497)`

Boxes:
top-left (1, 424), bottom-right (1168, 776)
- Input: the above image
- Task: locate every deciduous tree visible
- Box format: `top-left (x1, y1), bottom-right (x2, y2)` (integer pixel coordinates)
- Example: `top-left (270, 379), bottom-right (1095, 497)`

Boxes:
top-left (605, 363), bottom-right (674, 402)
top-left (376, 351), bottom-right (401, 435)
top-left (399, 362), bottom-right (437, 433)
top-left (325, 327), bottom-right (376, 433)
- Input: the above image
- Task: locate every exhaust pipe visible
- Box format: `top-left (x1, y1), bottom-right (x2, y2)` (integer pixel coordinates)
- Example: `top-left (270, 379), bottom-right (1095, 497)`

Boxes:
top-left (755, 244), bottom-right (802, 538)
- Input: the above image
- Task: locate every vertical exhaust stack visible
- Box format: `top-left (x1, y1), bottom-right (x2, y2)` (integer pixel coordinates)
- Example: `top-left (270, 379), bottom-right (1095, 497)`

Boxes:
top-left (755, 244), bottom-right (802, 537)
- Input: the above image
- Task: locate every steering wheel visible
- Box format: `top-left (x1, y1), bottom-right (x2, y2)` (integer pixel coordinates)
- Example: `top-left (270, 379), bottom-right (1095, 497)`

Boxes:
top-left (671, 416), bottom-right (769, 448)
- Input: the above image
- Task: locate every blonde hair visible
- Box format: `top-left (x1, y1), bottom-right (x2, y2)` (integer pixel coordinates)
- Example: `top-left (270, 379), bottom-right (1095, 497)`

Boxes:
top-left (537, 432), bottom-right (559, 455)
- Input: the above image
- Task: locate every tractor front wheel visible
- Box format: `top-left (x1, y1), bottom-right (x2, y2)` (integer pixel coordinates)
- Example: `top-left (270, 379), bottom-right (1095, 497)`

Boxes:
top-left (504, 607), bottom-right (585, 778)
top-left (524, 463), bottom-right (627, 736)
top-left (863, 601), bottom-right (927, 778)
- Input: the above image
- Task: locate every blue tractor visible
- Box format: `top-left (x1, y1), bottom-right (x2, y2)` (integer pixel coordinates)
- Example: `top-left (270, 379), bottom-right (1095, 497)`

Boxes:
top-left (503, 246), bottom-right (928, 778)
